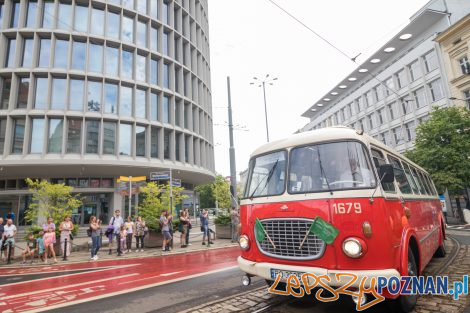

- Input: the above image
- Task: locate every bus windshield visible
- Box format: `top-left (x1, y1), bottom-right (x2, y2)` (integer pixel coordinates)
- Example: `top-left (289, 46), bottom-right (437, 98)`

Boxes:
top-left (288, 141), bottom-right (376, 193)
top-left (244, 150), bottom-right (287, 198)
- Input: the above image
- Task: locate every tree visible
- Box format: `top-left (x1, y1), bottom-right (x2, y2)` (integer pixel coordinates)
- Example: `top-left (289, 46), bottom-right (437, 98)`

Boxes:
top-left (404, 107), bottom-right (470, 193)
top-left (25, 178), bottom-right (82, 234)
top-left (212, 175), bottom-right (232, 211)
top-left (138, 182), bottom-right (187, 231)
top-left (195, 183), bottom-right (215, 208)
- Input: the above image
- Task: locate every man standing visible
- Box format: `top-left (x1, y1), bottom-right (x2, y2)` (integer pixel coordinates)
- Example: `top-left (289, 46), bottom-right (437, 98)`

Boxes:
top-left (3, 218), bottom-right (16, 261)
top-left (200, 209), bottom-right (213, 245)
top-left (184, 208), bottom-right (192, 246)
top-left (160, 210), bottom-right (172, 252)
top-left (109, 210), bottom-right (124, 256)
top-left (230, 207), bottom-right (240, 243)
top-left (0, 218), bottom-right (4, 260)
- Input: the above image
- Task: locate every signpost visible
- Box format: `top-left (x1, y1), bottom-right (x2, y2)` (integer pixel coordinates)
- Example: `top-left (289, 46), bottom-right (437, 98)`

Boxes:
top-left (149, 170), bottom-right (180, 215)
top-left (117, 176), bottom-right (147, 217)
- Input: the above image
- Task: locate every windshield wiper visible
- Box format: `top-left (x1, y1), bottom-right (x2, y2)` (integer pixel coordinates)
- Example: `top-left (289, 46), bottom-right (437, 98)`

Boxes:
top-left (316, 149), bottom-right (333, 195)
top-left (250, 160), bottom-right (279, 199)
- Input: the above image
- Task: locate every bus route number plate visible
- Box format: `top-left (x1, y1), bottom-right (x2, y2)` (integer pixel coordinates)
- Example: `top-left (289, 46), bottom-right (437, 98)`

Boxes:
top-left (270, 269), bottom-right (304, 281)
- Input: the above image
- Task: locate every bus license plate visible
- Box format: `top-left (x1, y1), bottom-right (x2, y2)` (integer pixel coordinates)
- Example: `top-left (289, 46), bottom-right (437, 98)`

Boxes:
top-left (270, 269), bottom-right (304, 281)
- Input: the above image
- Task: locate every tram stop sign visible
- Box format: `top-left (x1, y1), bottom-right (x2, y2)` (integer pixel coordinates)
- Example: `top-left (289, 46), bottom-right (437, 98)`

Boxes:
top-left (309, 216), bottom-right (339, 245)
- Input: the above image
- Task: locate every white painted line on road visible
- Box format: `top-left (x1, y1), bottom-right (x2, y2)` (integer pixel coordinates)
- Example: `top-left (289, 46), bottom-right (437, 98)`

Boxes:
top-left (26, 265), bottom-right (239, 313)
top-left (0, 263), bottom-right (141, 277)
top-left (159, 271), bottom-right (182, 276)
top-left (1, 273), bottom-right (138, 300)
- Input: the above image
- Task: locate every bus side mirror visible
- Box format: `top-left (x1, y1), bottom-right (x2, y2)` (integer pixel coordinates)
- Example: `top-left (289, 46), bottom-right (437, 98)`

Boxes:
top-left (379, 164), bottom-right (394, 183)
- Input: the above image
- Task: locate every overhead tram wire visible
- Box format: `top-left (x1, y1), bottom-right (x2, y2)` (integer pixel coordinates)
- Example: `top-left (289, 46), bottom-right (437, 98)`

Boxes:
top-left (267, 0), bottom-right (416, 144)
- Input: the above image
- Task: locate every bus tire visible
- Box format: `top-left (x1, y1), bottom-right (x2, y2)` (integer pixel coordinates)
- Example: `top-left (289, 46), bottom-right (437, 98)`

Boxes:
top-left (387, 247), bottom-right (418, 313)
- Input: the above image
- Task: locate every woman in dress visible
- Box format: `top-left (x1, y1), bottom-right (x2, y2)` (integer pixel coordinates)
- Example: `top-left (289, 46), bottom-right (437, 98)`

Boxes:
top-left (124, 216), bottom-right (135, 253)
top-left (43, 226), bottom-right (57, 263)
top-left (59, 215), bottom-right (74, 257)
top-left (179, 210), bottom-right (189, 248)
top-left (90, 216), bottom-right (102, 260)
top-left (134, 216), bottom-right (146, 252)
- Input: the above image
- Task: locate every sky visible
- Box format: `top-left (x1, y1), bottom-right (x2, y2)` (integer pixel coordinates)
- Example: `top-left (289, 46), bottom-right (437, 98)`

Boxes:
top-left (207, 0), bottom-right (430, 178)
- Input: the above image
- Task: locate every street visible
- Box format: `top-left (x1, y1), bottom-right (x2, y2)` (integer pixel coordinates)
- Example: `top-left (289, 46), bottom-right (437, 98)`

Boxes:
top-left (0, 229), bottom-right (468, 313)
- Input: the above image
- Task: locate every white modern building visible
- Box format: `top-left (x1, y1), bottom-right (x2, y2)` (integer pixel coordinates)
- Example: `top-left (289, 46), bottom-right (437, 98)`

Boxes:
top-left (301, 0), bottom-right (470, 151)
top-left (0, 0), bottom-right (214, 226)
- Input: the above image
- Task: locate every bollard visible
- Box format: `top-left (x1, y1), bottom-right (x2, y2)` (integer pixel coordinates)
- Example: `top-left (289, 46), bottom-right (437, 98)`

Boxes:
top-left (63, 238), bottom-right (68, 261)
top-left (7, 242), bottom-right (12, 264)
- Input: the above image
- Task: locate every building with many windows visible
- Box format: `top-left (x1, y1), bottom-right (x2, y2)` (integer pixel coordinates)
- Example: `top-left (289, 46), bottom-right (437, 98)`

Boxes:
top-left (301, 0), bottom-right (470, 152)
top-left (435, 13), bottom-right (470, 109)
top-left (0, 0), bottom-right (214, 226)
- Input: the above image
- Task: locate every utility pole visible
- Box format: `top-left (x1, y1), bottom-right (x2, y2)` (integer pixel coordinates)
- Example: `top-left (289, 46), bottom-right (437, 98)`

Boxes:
top-left (128, 176), bottom-right (132, 218)
top-left (227, 77), bottom-right (238, 207)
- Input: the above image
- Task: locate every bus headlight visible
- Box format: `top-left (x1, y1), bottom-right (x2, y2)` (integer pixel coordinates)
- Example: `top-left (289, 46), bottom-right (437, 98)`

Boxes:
top-left (239, 235), bottom-right (250, 250)
top-left (342, 238), bottom-right (364, 258)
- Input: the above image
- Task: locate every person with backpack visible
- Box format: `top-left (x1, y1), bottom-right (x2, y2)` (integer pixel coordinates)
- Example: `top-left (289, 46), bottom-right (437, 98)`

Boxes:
top-left (90, 216), bottom-right (101, 260)
top-left (200, 209), bottom-right (213, 246)
top-left (160, 210), bottom-right (172, 252)
top-left (109, 210), bottom-right (124, 256)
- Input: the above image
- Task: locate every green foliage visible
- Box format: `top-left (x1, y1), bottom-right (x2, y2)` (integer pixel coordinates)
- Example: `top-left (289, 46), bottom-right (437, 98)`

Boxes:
top-left (404, 107), bottom-right (470, 193)
top-left (23, 225), bottom-right (43, 240)
top-left (214, 214), bottom-right (231, 225)
top-left (195, 183), bottom-right (215, 208)
top-left (213, 175), bottom-right (232, 211)
top-left (25, 178), bottom-right (82, 237)
top-left (137, 182), bottom-right (187, 232)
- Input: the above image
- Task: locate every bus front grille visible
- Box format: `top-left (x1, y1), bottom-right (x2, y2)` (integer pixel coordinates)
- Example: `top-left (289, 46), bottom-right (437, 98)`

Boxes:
top-left (255, 218), bottom-right (326, 260)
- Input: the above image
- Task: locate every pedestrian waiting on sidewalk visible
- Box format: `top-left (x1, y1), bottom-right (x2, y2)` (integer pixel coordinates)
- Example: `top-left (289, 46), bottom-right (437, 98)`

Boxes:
top-left (160, 210), bottom-right (172, 252)
top-left (59, 215), bottom-right (74, 258)
top-left (109, 210), bottom-right (124, 256)
top-left (22, 233), bottom-right (36, 264)
top-left (135, 216), bottom-right (146, 252)
top-left (200, 209), bottom-right (214, 246)
top-left (179, 210), bottom-right (189, 248)
top-left (125, 216), bottom-right (135, 253)
top-left (43, 226), bottom-right (57, 264)
top-left (119, 225), bottom-right (127, 255)
top-left (90, 216), bottom-right (102, 260)
top-left (36, 231), bottom-right (46, 263)
top-left (3, 218), bottom-right (17, 262)
top-left (183, 208), bottom-right (192, 246)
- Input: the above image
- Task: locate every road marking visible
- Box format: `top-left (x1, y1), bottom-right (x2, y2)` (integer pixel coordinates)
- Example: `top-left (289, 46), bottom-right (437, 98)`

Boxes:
top-left (27, 265), bottom-right (239, 313)
top-left (159, 271), bottom-right (182, 276)
top-left (1, 273), bottom-right (138, 300)
top-left (0, 263), bottom-right (141, 277)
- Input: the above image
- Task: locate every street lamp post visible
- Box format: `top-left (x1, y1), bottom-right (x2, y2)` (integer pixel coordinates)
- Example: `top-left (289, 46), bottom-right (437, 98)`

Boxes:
top-left (251, 75), bottom-right (278, 142)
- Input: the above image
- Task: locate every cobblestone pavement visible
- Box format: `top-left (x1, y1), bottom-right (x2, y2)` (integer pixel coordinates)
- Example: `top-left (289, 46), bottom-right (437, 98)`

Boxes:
top-left (183, 234), bottom-right (470, 313)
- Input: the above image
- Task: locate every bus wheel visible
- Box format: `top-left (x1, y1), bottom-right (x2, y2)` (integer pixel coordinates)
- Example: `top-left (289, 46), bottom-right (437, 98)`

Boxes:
top-left (266, 279), bottom-right (286, 291)
top-left (434, 227), bottom-right (446, 258)
top-left (387, 247), bottom-right (418, 313)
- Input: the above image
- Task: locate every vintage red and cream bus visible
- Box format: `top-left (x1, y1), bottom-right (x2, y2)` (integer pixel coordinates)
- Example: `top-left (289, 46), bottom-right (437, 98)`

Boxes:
top-left (238, 127), bottom-right (445, 312)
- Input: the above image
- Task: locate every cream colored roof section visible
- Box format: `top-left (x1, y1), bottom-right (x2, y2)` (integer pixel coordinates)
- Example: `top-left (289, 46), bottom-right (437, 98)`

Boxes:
top-left (250, 126), bottom-right (429, 174)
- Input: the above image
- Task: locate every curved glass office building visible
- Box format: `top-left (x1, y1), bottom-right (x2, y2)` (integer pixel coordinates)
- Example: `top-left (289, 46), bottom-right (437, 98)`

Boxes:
top-left (0, 0), bottom-right (214, 225)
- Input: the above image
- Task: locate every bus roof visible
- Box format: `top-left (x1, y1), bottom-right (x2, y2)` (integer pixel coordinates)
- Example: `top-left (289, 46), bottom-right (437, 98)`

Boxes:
top-left (250, 126), bottom-right (429, 174)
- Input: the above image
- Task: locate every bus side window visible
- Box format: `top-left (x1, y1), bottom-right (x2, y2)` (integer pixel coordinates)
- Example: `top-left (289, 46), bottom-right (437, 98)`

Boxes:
top-left (418, 171), bottom-right (432, 195)
top-left (403, 163), bottom-right (420, 195)
top-left (371, 148), bottom-right (395, 192)
top-left (411, 167), bottom-right (426, 195)
top-left (425, 174), bottom-right (438, 196)
top-left (388, 156), bottom-right (413, 195)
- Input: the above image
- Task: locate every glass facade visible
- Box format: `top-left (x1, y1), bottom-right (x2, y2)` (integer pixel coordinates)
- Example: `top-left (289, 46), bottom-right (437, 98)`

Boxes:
top-left (106, 46), bottom-right (119, 76)
top-left (120, 85), bottom-right (132, 116)
top-left (135, 89), bottom-right (146, 118)
top-left (22, 39), bottom-right (34, 68)
top-left (34, 77), bottom-right (48, 109)
top-left (105, 83), bottom-right (118, 114)
top-left (6, 39), bottom-right (16, 68)
top-left (86, 120), bottom-right (99, 153)
top-left (136, 125), bottom-right (146, 156)
top-left (51, 78), bottom-right (66, 109)
top-left (26, 1), bottom-right (38, 28)
top-left (30, 118), bottom-right (45, 153)
top-left (48, 119), bottom-right (63, 153)
top-left (39, 39), bottom-right (51, 67)
top-left (103, 122), bottom-right (116, 154)
top-left (17, 78), bottom-right (29, 109)
top-left (54, 39), bottom-right (68, 68)
top-left (72, 41), bottom-right (86, 70)
top-left (119, 123), bottom-right (132, 156)
top-left (67, 119), bottom-right (81, 153)
top-left (88, 81), bottom-right (102, 112)
top-left (75, 5), bottom-right (88, 33)
top-left (89, 43), bottom-right (103, 73)
top-left (69, 79), bottom-right (84, 111)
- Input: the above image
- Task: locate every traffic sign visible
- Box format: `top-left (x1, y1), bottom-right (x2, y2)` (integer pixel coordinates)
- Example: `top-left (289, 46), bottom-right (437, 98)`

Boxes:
top-left (150, 171), bottom-right (171, 180)
top-left (172, 179), bottom-right (182, 187)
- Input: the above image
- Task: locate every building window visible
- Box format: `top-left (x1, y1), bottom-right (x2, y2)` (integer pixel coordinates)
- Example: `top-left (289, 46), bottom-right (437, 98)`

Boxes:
top-left (30, 118), bottom-right (45, 154)
top-left (409, 60), bottom-right (421, 82)
top-left (150, 1), bottom-right (158, 20)
top-left (48, 119), bottom-right (63, 153)
top-left (39, 39), bottom-right (51, 68)
top-left (163, 32), bottom-right (169, 56)
top-left (87, 81), bottom-right (102, 112)
top-left (136, 54), bottom-right (147, 82)
top-left (374, 85), bottom-right (383, 102)
top-left (429, 79), bottom-right (443, 102)
top-left (413, 87), bottom-right (426, 108)
top-left (163, 63), bottom-right (170, 88)
top-left (57, 2), bottom-right (72, 30)
top-left (85, 120), bottom-right (99, 154)
top-left (6, 39), bottom-right (16, 68)
top-left (396, 69), bottom-right (407, 89)
top-left (137, 0), bottom-right (147, 14)
top-left (423, 50), bottom-right (437, 73)
top-left (151, 127), bottom-right (158, 158)
top-left (67, 119), bottom-right (82, 153)
top-left (380, 132), bottom-right (389, 145)
top-left (34, 77), bottom-right (48, 109)
top-left (12, 118), bottom-right (25, 154)
top-left (175, 102), bottom-right (181, 126)
top-left (175, 133), bottom-right (181, 161)
top-left (384, 77), bottom-right (394, 96)
top-left (17, 78), bottom-right (29, 109)
top-left (69, 79), bottom-right (84, 111)
top-left (71, 40), bottom-right (86, 70)
top-left (151, 92), bottom-right (158, 121)
top-left (0, 119), bottom-right (6, 154)
top-left (119, 123), bottom-right (132, 156)
top-left (150, 27), bottom-right (158, 52)
top-left (105, 46), bottom-right (119, 76)
top-left (74, 4), bottom-right (88, 33)
top-left (103, 122), bottom-right (116, 154)
top-left (464, 90), bottom-right (470, 109)
top-left (88, 43), bottom-right (103, 73)
top-left (401, 99), bottom-right (409, 115)
top-left (459, 56), bottom-right (470, 75)
top-left (184, 135), bottom-right (190, 162)
top-left (150, 59), bottom-right (158, 85)
top-left (391, 127), bottom-right (400, 146)
top-left (26, 1), bottom-right (38, 28)
top-left (135, 89), bottom-right (147, 119)
top-left (163, 96), bottom-right (170, 123)
top-left (22, 39), bottom-right (34, 68)
top-left (377, 108), bottom-right (385, 124)
top-left (0, 78), bottom-right (11, 110)
top-left (137, 20), bottom-right (147, 48)
top-left (54, 39), bottom-right (69, 68)
top-left (42, 1), bottom-right (55, 28)
top-left (51, 78), bottom-right (66, 110)
top-left (123, 0), bottom-right (134, 10)
top-left (387, 102), bottom-right (395, 120)
top-left (107, 11), bottom-right (120, 40)
top-left (136, 125), bottom-right (146, 157)
top-left (120, 85), bottom-right (132, 117)
top-left (104, 83), bottom-right (118, 114)
top-left (164, 129), bottom-right (170, 159)
top-left (367, 114), bottom-right (374, 130)
top-left (121, 49), bottom-right (133, 80)
top-left (405, 121), bottom-right (416, 141)
top-left (122, 15), bottom-right (134, 43)
top-left (90, 8), bottom-right (104, 36)
top-left (163, 1), bottom-right (169, 24)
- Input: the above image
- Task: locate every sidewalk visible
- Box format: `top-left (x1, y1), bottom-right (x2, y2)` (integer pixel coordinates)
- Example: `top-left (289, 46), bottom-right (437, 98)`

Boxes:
top-left (2, 228), bottom-right (238, 267)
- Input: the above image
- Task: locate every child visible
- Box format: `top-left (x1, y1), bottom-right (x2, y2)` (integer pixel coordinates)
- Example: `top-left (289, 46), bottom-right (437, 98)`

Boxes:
top-left (22, 233), bottom-right (36, 264)
top-left (43, 227), bottom-right (57, 263)
top-left (119, 225), bottom-right (127, 255)
top-left (36, 231), bottom-right (46, 263)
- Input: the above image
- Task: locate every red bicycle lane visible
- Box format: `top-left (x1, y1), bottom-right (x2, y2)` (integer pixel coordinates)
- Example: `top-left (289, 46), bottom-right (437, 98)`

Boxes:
top-left (0, 247), bottom-right (240, 312)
